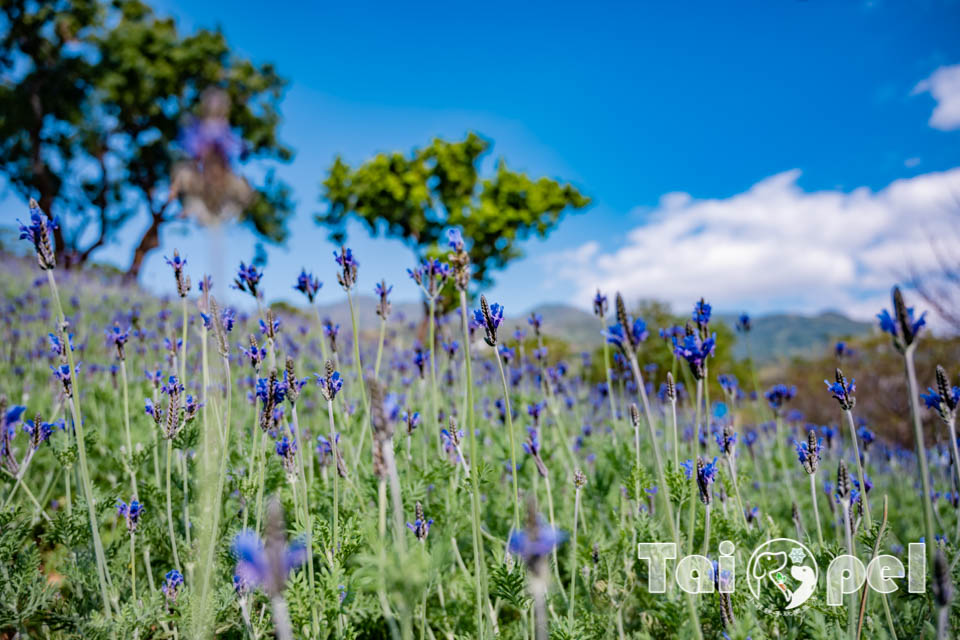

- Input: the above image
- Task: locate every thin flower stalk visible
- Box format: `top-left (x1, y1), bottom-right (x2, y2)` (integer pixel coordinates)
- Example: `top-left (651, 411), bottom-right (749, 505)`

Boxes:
top-left (568, 470), bottom-right (586, 627)
top-left (46, 269), bottom-right (113, 617)
top-left (456, 283), bottom-right (487, 640)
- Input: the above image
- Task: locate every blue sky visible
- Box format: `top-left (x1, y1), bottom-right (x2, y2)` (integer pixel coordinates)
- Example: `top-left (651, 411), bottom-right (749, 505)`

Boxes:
top-left (4, 0), bottom-right (960, 319)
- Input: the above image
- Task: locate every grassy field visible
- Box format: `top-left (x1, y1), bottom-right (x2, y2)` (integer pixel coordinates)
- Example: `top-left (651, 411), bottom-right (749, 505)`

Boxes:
top-left (1, 226), bottom-right (958, 639)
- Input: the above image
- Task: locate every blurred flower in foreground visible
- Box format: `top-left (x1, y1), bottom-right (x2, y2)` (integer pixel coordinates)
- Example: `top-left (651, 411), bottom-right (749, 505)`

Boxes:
top-left (170, 88), bottom-right (253, 225)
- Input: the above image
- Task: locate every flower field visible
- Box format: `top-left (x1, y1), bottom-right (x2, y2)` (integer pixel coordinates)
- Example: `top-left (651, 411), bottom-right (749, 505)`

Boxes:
top-left (2, 206), bottom-right (958, 640)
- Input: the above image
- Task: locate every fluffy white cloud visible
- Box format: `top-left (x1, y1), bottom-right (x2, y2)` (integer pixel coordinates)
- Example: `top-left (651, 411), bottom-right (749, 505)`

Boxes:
top-left (914, 64), bottom-right (960, 130)
top-left (549, 168), bottom-right (960, 320)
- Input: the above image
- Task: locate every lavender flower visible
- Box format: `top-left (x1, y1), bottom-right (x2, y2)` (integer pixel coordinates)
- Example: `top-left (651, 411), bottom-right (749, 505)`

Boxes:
top-left (293, 269), bottom-right (322, 303)
top-left (375, 280), bottom-right (393, 318)
top-left (23, 416), bottom-right (55, 450)
top-left (692, 298), bottom-right (712, 330)
top-left (528, 312), bottom-right (543, 336)
top-left (736, 312), bottom-right (751, 333)
top-left (447, 228), bottom-right (465, 251)
top-left (407, 502), bottom-right (433, 541)
top-left (695, 456), bottom-right (719, 504)
top-left (764, 383), bottom-right (797, 414)
top-left (408, 259), bottom-right (450, 297)
top-left (233, 261), bottom-right (263, 298)
top-left (322, 318), bottom-right (340, 353)
top-left (718, 374), bottom-right (739, 397)
top-left (105, 323), bottom-right (130, 361)
top-left (508, 507), bottom-right (567, 570)
top-left (825, 368), bottom-right (855, 410)
top-left (474, 295), bottom-right (504, 347)
top-left (606, 293), bottom-right (648, 356)
top-left (17, 199), bottom-right (58, 270)
top-left (232, 527), bottom-right (306, 597)
top-left (446, 228), bottom-right (471, 290)
top-left (164, 250), bottom-right (190, 298)
top-left (259, 314), bottom-right (281, 340)
top-left (334, 246), bottom-right (359, 290)
top-left (522, 427), bottom-right (549, 477)
top-left (921, 365), bottom-right (960, 423)
top-left (403, 410), bottom-right (421, 434)
top-left (794, 430), bottom-right (822, 474)
top-left (715, 424), bottom-right (737, 456)
top-left (877, 286), bottom-right (926, 352)
top-left (673, 331), bottom-right (716, 380)
top-left (592, 290), bottom-right (608, 318)
top-left (241, 336), bottom-right (267, 369)
top-left (117, 499), bottom-right (145, 532)
top-left (315, 362), bottom-right (343, 401)
top-left (275, 436), bottom-right (298, 478)
top-left (162, 569), bottom-right (184, 605)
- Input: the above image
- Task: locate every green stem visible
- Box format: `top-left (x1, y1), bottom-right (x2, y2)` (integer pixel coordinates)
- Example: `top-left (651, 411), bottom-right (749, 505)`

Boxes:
top-left (166, 439), bottom-right (182, 572)
top-left (130, 532), bottom-right (137, 602)
top-left (903, 346), bottom-right (937, 566)
top-left (810, 473), bottom-right (824, 547)
top-left (842, 408), bottom-right (873, 529)
top-left (46, 269), bottom-right (112, 618)
top-left (567, 486), bottom-right (581, 628)
top-left (120, 360), bottom-right (138, 497)
top-left (459, 290), bottom-right (486, 640)
top-left (428, 296), bottom-right (440, 455)
top-left (494, 348), bottom-right (521, 530)
top-left (374, 317), bottom-right (387, 381)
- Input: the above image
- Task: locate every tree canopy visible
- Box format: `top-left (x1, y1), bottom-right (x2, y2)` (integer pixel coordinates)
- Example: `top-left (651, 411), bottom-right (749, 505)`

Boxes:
top-left (0, 0), bottom-right (293, 276)
top-left (318, 133), bottom-right (590, 287)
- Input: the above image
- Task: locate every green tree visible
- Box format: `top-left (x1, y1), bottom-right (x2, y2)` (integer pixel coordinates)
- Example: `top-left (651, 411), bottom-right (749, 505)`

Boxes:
top-left (0, 0), bottom-right (293, 276)
top-left (318, 133), bottom-right (590, 287)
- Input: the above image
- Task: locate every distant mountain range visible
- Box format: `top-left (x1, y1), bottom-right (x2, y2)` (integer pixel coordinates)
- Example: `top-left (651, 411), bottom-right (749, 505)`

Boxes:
top-left (298, 296), bottom-right (873, 364)
top-left (714, 311), bottom-right (873, 362)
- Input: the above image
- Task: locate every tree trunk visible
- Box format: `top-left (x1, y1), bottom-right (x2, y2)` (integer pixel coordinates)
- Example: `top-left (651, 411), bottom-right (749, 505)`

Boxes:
top-left (127, 214), bottom-right (164, 281)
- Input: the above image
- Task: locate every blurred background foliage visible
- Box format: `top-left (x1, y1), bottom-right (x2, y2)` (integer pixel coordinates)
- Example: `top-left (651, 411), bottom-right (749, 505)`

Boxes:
top-left (0, 0), bottom-right (294, 277)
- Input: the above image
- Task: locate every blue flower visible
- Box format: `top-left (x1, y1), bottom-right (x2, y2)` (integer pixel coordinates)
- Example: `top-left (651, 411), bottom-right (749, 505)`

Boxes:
top-left (877, 287), bottom-right (926, 351)
top-left (117, 499), bottom-right (144, 532)
top-left (315, 370), bottom-right (343, 401)
top-left (692, 298), bottom-right (712, 328)
top-left (179, 115), bottom-right (243, 163)
top-left (592, 290), bottom-right (608, 318)
top-left (794, 435), bottom-right (822, 474)
top-left (736, 312), bottom-right (751, 333)
top-left (474, 296), bottom-right (504, 346)
top-left (447, 228), bottom-right (464, 251)
top-left (508, 518), bottom-right (567, 564)
top-left (17, 200), bottom-right (58, 270)
top-left (162, 569), bottom-right (184, 603)
top-left (673, 333), bottom-right (716, 380)
top-left (696, 456), bottom-right (719, 504)
top-left (528, 312), bottom-right (543, 332)
top-left (22, 418), bottom-right (55, 449)
top-left (293, 269), bottom-right (322, 303)
top-left (407, 502), bottom-right (434, 541)
top-left (764, 384), bottom-right (796, 413)
top-left (233, 261), bottom-right (263, 298)
top-left (334, 246), bottom-right (360, 290)
top-left (718, 374), bottom-right (739, 396)
top-left (3, 405), bottom-right (26, 430)
top-left (232, 529), bottom-right (306, 595)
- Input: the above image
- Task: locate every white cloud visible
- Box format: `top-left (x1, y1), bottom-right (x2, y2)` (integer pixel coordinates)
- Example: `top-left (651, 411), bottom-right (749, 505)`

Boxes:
top-left (549, 168), bottom-right (960, 320)
top-left (913, 64), bottom-right (960, 130)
